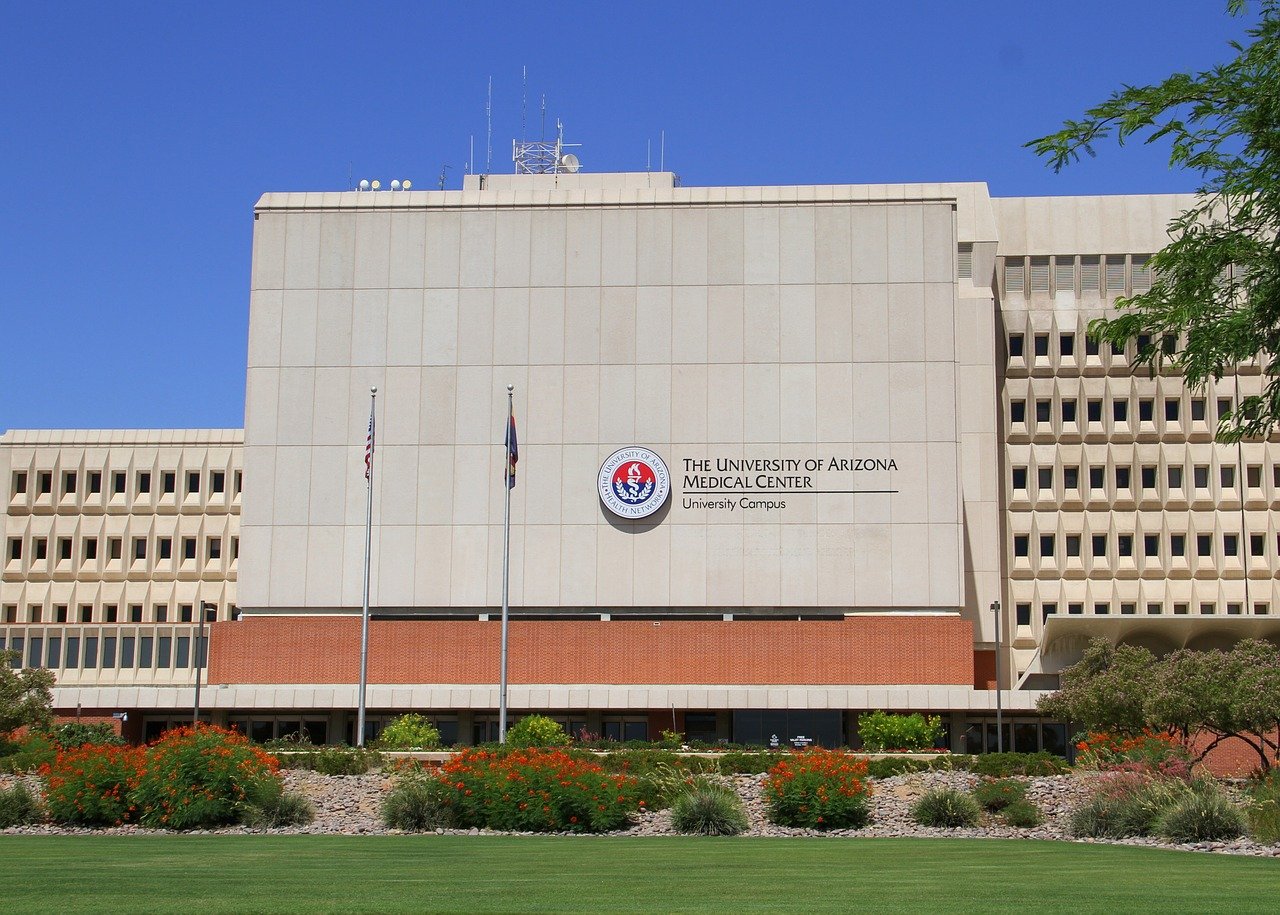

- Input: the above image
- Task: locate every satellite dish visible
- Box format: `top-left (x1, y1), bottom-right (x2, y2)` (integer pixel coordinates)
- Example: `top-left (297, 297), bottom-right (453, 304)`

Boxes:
top-left (402, 179), bottom-right (412, 190)
top-left (370, 179), bottom-right (381, 190)
top-left (559, 153), bottom-right (580, 173)
top-left (390, 179), bottom-right (401, 191)
top-left (359, 179), bottom-right (370, 191)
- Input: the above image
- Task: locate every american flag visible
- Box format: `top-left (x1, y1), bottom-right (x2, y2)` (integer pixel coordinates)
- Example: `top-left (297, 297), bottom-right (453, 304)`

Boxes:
top-left (364, 412), bottom-right (375, 480)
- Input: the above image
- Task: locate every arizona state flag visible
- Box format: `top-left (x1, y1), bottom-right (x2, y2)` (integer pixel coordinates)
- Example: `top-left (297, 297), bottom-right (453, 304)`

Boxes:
top-left (505, 410), bottom-right (518, 489)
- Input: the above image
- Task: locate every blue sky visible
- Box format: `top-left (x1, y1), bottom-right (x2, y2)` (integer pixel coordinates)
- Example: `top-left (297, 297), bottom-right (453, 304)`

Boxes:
top-left (0, 1), bottom-right (1256, 430)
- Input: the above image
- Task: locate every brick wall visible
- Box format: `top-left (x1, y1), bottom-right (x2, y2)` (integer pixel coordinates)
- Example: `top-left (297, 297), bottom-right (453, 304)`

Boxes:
top-left (208, 616), bottom-right (975, 686)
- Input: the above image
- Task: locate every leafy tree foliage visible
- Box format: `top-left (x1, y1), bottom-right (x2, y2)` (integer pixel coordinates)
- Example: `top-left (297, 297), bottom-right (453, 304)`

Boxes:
top-left (1040, 637), bottom-right (1280, 770)
top-left (0, 650), bottom-right (55, 736)
top-left (1028, 1), bottom-right (1280, 440)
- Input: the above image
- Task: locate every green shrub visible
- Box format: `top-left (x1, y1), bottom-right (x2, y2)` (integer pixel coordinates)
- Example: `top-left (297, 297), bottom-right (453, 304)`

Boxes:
top-left (670, 784), bottom-right (748, 836)
top-left (0, 782), bottom-right (42, 827)
top-left (970, 752), bottom-right (1068, 777)
top-left (1156, 791), bottom-right (1247, 843)
top-left (377, 714), bottom-right (441, 750)
top-left (382, 776), bottom-right (452, 831)
top-left (46, 722), bottom-right (124, 750)
top-left (765, 750), bottom-right (872, 830)
top-left (973, 778), bottom-right (1027, 812)
top-left (1069, 797), bottom-right (1129, 839)
top-left (911, 788), bottom-right (981, 828)
top-left (1247, 774), bottom-right (1280, 843)
top-left (283, 747), bottom-right (381, 775)
top-left (131, 726), bottom-right (282, 830)
top-left (865, 757), bottom-right (931, 779)
top-left (0, 733), bottom-right (56, 774)
top-left (243, 784), bottom-right (314, 828)
top-left (43, 744), bottom-right (143, 826)
top-left (1000, 799), bottom-right (1044, 828)
top-left (505, 715), bottom-right (570, 749)
top-left (717, 751), bottom-right (776, 775)
top-left (1112, 779), bottom-right (1195, 837)
top-left (858, 711), bottom-right (944, 752)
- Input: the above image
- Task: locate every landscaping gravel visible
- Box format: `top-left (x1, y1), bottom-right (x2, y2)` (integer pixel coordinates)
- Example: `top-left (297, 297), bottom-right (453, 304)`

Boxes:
top-left (4, 768), bottom-right (1279, 856)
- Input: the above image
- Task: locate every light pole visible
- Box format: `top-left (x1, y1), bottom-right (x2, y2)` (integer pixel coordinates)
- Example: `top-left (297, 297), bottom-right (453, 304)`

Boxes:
top-left (991, 599), bottom-right (1003, 753)
top-left (193, 601), bottom-right (215, 728)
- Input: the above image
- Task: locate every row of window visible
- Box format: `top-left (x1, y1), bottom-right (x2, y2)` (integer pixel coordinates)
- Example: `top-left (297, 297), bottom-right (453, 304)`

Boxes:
top-left (10, 469), bottom-right (241, 501)
top-left (1, 632), bottom-right (207, 671)
top-left (1003, 254), bottom-right (1151, 296)
top-left (1008, 329), bottom-right (1177, 363)
top-left (1009, 394), bottom-right (1235, 428)
top-left (1013, 601), bottom-right (1271, 624)
top-left (3, 603), bottom-right (223, 625)
top-left (1011, 531), bottom-right (1276, 562)
top-left (1010, 463), bottom-right (1276, 497)
top-left (7, 534), bottom-right (236, 566)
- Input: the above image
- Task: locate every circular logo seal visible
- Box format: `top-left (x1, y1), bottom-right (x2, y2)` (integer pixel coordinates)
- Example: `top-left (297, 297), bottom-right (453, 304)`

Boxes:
top-left (598, 447), bottom-right (671, 519)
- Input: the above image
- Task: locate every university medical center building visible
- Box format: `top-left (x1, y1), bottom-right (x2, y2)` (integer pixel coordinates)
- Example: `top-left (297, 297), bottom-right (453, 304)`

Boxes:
top-left (5, 170), bottom-right (1279, 750)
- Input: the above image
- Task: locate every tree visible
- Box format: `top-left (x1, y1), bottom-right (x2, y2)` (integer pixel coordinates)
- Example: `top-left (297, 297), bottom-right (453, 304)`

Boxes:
top-left (1028, 1), bottom-right (1280, 441)
top-left (0, 649), bottom-right (55, 736)
top-left (1039, 637), bottom-right (1280, 771)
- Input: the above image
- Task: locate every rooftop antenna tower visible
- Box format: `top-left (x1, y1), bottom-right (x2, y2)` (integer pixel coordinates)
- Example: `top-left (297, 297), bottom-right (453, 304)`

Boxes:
top-left (439, 164), bottom-right (451, 190)
top-left (521, 65), bottom-right (527, 140)
top-left (513, 116), bottom-right (581, 174)
top-left (485, 76), bottom-right (493, 175)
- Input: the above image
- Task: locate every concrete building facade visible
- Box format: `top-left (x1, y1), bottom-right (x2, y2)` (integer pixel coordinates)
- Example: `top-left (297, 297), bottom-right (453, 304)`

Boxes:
top-left (3, 172), bottom-right (1277, 749)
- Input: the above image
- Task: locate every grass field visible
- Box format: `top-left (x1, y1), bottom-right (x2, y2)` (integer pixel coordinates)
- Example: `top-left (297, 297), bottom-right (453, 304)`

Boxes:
top-left (0, 836), bottom-right (1276, 913)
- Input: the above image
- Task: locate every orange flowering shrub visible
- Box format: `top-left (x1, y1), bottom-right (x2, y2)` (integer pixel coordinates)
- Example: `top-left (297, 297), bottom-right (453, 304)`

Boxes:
top-left (131, 725), bottom-right (282, 829)
top-left (1075, 729), bottom-right (1191, 778)
top-left (433, 747), bottom-right (643, 833)
top-left (41, 744), bottom-right (144, 826)
top-left (765, 749), bottom-right (872, 829)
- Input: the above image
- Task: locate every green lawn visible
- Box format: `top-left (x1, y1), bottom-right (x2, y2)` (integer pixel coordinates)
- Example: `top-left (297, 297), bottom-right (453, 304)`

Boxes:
top-left (0, 836), bottom-right (1275, 913)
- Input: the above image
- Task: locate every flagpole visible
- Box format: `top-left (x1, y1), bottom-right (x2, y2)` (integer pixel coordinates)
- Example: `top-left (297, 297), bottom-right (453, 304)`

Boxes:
top-left (499, 383), bottom-right (513, 744)
top-left (357, 385), bottom-right (377, 748)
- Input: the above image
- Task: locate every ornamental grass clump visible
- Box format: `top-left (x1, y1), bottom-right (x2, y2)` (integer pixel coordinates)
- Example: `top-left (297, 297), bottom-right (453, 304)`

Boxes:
top-left (382, 774), bottom-right (453, 831)
top-left (911, 788), bottom-right (981, 828)
top-left (0, 782), bottom-right (42, 827)
top-left (434, 748), bottom-right (643, 833)
top-left (1247, 774), bottom-right (1280, 844)
top-left (41, 744), bottom-right (143, 826)
top-left (1155, 791), bottom-right (1247, 843)
top-left (1000, 799), bottom-right (1044, 828)
top-left (242, 783), bottom-right (315, 828)
top-left (670, 783), bottom-right (748, 836)
top-left (765, 749), bottom-right (872, 830)
top-left (131, 726), bottom-right (282, 830)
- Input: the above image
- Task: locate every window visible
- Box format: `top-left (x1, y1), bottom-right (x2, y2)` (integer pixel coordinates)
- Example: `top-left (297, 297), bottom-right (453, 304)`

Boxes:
top-left (1227, 603), bottom-right (1243, 616)
top-left (88, 471), bottom-right (101, 494)
top-left (102, 636), bottom-right (116, 667)
top-left (38, 472), bottom-right (52, 495)
top-left (55, 605), bottom-right (67, 623)
top-left (1174, 603), bottom-right (1189, 615)
top-left (1008, 334), bottom-right (1024, 358)
top-left (1165, 399), bottom-right (1180, 422)
top-left (80, 605), bottom-right (93, 623)
top-left (1194, 466), bottom-right (1209, 489)
top-left (1218, 397), bottom-right (1232, 419)
top-left (1040, 534), bottom-right (1055, 558)
top-left (1016, 603), bottom-right (1032, 626)
top-left (1012, 467), bottom-right (1027, 491)
top-left (157, 636), bottom-right (172, 667)
top-left (1141, 466), bottom-right (1156, 490)
top-left (1224, 533), bottom-right (1239, 557)
top-left (1042, 602), bottom-right (1058, 621)
top-left (1147, 603), bottom-right (1163, 616)
top-left (176, 636), bottom-right (190, 667)
top-left (1010, 400), bottom-right (1026, 424)
top-left (1060, 334), bottom-right (1075, 356)
top-left (1121, 603), bottom-right (1137, 616)
top-left (1036, 400), bottom-right (1051, 424)
top-left (1115, 466), bottom-right (1131, 490)
top-left (1248, 465), bottom-right (1262, 488)
top-left (1118, 534), bottom-right (1133, 557)
top-left (231, 538), bottom-right (239, 560)
top-left (182, 538), bottom-right (196, 561)
top-left (34, 538), bottom-right (47, 561)
top-left (64, 636), bottom-right (80, 667)
top-left (1066, 535), bottom-right (1081, 557)
top-left (1197, 534), bottom-right (1213, 557)
top-left (1069, 602), bottom-right (1084, 615)
top-left (1062, 399), bottom-right (1077, 423)
top-left (1085, 335), bottom-right (1099, 356)
top-left (1038, 468), bottom-right (1053, 490)
top-left (112, 471), bottom-right (127, 495)
top-left (1095, 602), bottom-right (1110, 615)
top-left (1136, 333), bottom-right (1152, 354)
top-left (211, 471), bottom-right (225, 494)
top-left (1221, 466), bottom-right (1236, 488)
top-left (208, 538), bottom-right (222, 561)
top-left (7, 538), bottom-right (20, 562)
top-left (63, 472), bottom-right (77, 495)
top-left (1034, 334), bottom-right (1049, 357)
top-left (1251, 533), bottom-right (1265, 557)
top-left (180, 604), bottom-right (193, 623)
top-left (29, 606), bottom-right (42, 624)
top-left (1092, 534), bottom-right (1107, 556)
top-left (12, 471), bottom-right (27, 495)
top-left (1256, 603), bottom-right (1270, 616)
top-left (132, 537), bottom-right (147, 561)
top-left (1139, 399), bottom-right (1154, 422)
top-left (162, 472), bottom-right (175, 495)
top-left (1171, 534), bottom-right (1186, 557)
top-left (187, 471), bottom-right (200, 495)
top-left (1089, 466), bottom-right (1105, 490)
top-left (108, 537), bottom-right (122, 560)
top-left (137, 472), bottom-right (151, 494)
top-left (1113, 400), bottom-right (1128, 422)
top-left (1144, 534), bottom-right (1159, 557)
top-left (1200, 603), bottom-right (1216, 616)
top-left (105, 604), bottom-right (118, 623)
top-left (1162, 333), bottom-right (1177, 354)
top-left (1087, 400), bottom-right (1102, 423)
top-left (120, 636), bottom-right (135, 668)
top-left (1191, 398), bottom-right (1206, 421)
top-left (1168, 466), bottom-right (1183, 489)
top-left (159, 538), bottom-right (172, 560)
top-left (155, 604), bottom-right (168, 623)
top-left (1063, 466), bottom-right (1079, 490)
top-left (57, 538), bottom-right (71, 561)
top-left (1014, 535), bottom-right (1029, 558)
top-left (139, 637), bottom-right (153, 668)
top-left (234, 471), bottom-right (242, 495)
top-left (129, 604), bottom-right (143, 623)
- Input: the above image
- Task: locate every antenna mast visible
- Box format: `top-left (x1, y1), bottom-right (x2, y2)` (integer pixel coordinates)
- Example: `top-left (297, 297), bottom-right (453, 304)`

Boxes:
top-left (485, 76), bottom-right (493, 175)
